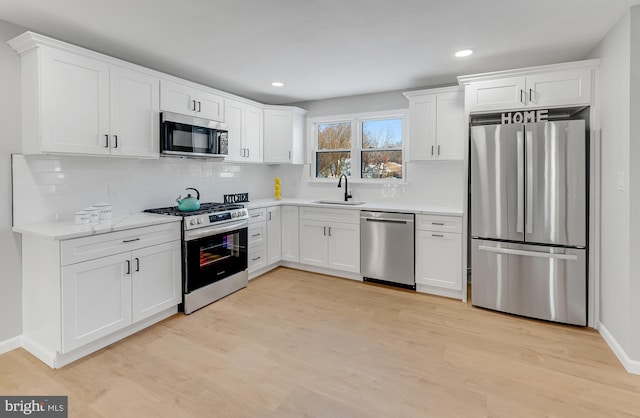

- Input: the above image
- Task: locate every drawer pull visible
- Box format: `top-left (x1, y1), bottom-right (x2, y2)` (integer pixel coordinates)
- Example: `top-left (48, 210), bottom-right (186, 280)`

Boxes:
top-left (252, 256), bottom-right (261, 261)
top-left (123, 238), bottom-right (141, 243)
top-left (431, 222), bottom-right (445, 226)
top-left (251, 233), bottom-right (262, 237)
top-left (251, 214), bottom-right (261, 218)
top-left (432, 234), bottom-right (444, 238)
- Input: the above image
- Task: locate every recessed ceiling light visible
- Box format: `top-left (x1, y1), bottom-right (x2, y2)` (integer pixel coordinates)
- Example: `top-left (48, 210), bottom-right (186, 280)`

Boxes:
top-left (271, 81), bottom-right (284, 87)
top-left (455, 49), bottom-right (474, 58)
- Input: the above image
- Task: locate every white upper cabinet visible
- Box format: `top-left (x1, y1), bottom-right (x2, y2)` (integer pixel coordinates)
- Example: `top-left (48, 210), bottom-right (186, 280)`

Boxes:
top-left (459, 61), bottom-right (598, 113)
top-left (224, 98), bottom-right (263, 162)
top-left (404, 87), bottom-right (465, 161)
top-left (160, 80), bottom-right (224, 122)
top-left (264, 106), bottom-right (307, 164)
top-left (9, 32), bottom-right (160, 158)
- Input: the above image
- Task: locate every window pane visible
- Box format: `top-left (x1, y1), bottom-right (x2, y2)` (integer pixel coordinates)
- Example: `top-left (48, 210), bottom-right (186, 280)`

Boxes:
top-left (318, 122), bottom-right (351, 150)
top-left (362, 118), bottom-right (402, 149)
top-left (316, 151), bottom-right (351, 178)
top-left (361, 150), bottom-right (402, 179)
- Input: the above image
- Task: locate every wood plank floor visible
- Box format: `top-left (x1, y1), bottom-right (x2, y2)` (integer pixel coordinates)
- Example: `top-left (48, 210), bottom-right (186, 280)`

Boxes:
top-left (1, 267), bottom-right (640, 417)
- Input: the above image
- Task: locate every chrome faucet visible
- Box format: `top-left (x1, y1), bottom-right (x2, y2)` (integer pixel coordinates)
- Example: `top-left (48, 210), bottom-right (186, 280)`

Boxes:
top-left (337, 174), bottom-right (353, 202)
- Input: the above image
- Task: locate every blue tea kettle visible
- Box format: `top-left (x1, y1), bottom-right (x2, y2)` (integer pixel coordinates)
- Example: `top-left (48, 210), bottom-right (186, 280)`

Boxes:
top-left (176, 187), bottom-right (201, 211)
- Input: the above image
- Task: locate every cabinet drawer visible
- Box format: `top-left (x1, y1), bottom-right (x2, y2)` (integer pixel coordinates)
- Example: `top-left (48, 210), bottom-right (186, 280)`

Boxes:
top-left (61, 222), bottom-right (181, 266)
top-left (248, 208), bottom-right (267, 224)
top-left (248, 224), bottom-right (266, 245)
top-left (416, 214), bottom-right (462, 233)
top-left (248, 244), bottom-right (267, 272)
top-left (300, 206), bottom-right (360, 224)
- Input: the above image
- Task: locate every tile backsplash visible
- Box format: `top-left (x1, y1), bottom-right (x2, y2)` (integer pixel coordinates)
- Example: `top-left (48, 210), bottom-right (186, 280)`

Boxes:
top-left (12, 154), bottom-right (279, 226)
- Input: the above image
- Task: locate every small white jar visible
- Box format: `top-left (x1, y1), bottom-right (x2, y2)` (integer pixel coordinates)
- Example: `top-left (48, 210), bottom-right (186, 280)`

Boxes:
top-left (74, 211), bottom-right (91, 225)
top-left (84, 207), bottom-right (100, 223)
top-left (93, 202), bottom-right (112, 220)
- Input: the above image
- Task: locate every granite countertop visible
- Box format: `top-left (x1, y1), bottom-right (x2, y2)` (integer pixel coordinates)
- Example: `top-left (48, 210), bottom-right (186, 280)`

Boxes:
top-left (13, 213), bottom-right (181, 240)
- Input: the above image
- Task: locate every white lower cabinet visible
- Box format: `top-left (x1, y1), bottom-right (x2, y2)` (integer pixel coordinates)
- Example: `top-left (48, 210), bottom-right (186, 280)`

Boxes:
top-left (267, 206), bottom-right (282, 265)
top-left (248, 208), bottom-right (267, 274)
top-left (415, 214), bottom-right (463, 294)
top-left (22, 222), bottom-right (181, 367)
top-left (281, 206), bottom-right (299, 262)
top-left (299, 207), bottom-right (360, 274)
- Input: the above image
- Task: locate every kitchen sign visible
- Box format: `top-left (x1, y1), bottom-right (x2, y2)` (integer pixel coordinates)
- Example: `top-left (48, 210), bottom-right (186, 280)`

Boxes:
top-left (501, 109), bottom-right (549, 124)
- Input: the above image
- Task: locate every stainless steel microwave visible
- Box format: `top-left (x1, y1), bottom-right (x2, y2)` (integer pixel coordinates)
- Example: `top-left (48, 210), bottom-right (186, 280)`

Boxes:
top-left (161, 111), bottom-right (228, 158)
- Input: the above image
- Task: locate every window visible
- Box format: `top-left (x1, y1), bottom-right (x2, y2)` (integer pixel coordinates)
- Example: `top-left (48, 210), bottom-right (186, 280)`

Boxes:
top-left (316, 122), bottom-right (351, 178)
top-left (361, 118), bottom-right (403, 179)
top-left (311, 111), bottom-right (405, 181)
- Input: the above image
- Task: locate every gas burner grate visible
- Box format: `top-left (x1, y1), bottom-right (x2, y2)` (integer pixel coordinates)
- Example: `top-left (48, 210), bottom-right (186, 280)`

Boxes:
top-left (144, 202), bottom-right (245, 217)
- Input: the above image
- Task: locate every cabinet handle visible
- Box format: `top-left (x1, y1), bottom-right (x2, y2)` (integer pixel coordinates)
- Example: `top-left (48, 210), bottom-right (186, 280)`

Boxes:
top-left (251, 214), bottom-right (261, 218)
top-left (431, 222), bottom-right (445, 226)
top-left (529, 88), bottom-right (535, 104)
top-left (437, 145), bottom-right (440, 156)
top-left (268, 212), bottom-right (272, 221)
top-left (192, 100), bottom-right (197, 111)
top-left (431, 145), bottom-right (434, 156)
top-left (246, 148), bottom-right (250, 158)
top-left (323, 226), bottom-right (327, 236)
top-left (123, 238), bottom-right (141, 243)
top-left (113, 135), bottom-right (118, 148)
top-left (328, 227), bottom-right (332, 237)
top-left (135, 257), bottom-right (140, 272)
top-left (251, 233), bottom-right (261, 237)
top-left (104, 134), bottom-right (109, 148)
top-left (197, 101), bottom-right (202, 112)
top-left (520, 89), bottom-right (525, 104)
top-left (288, 150), bottom-right (291, 160)
top-left (252, 256), bottom-right (261, 261)
top-left (432, 234), bottom-right (444, 238)
top-left (125, 260), bottom-right (131, 275)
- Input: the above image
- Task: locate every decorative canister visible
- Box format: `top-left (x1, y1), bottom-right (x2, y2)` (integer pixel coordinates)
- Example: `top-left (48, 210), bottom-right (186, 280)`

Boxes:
top-left (84, 207), bottom-right (100, 223)
top-left (92, 202), bottom-right (112, 220)
top-left (74, 211), bottom-right (91, 225)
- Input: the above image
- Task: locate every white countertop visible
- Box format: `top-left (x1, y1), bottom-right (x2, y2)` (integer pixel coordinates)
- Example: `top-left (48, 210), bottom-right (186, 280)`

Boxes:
top-left (13, 213), bottom-right (181, 240)
top-left (246, 198), bottom-right (463, 216)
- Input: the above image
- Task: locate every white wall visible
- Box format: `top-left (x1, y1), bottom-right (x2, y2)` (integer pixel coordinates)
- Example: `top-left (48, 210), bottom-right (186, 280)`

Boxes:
top-left (628, 7), bottom-right (640, 360)
top-left (589, 8), bottom-right (640, 367)
top-left (0, 20), bottom-right (26, 342)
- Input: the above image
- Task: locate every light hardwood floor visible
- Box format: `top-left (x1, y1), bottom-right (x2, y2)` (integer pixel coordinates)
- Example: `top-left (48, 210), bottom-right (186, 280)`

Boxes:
top-left (1, 267), bottom-right (639, 417)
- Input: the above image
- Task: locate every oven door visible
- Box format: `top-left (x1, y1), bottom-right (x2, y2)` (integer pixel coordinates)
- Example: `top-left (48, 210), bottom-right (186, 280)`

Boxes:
top-left (184, 222), bottom-right (248, 294)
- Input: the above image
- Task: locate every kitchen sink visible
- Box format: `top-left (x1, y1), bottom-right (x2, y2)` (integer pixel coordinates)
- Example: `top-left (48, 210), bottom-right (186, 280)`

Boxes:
top-left (312, 200), bottom-right (366, 206)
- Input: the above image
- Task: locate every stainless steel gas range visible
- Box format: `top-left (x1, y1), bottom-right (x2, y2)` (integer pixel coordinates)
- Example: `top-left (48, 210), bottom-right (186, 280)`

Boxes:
top-left (145, 203), bottom-right (249, 314)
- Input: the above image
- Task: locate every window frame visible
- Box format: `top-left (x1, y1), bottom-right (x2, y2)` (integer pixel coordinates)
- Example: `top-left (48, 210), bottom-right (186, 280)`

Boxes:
top-left (307, 109), bottom-right (408, 183)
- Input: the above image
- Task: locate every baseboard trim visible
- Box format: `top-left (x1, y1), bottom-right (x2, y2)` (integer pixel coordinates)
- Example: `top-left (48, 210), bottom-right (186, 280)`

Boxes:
top-left (0, 336), bottom-right (22, 356)
top-left (598, 321), bottom-right (640, 375)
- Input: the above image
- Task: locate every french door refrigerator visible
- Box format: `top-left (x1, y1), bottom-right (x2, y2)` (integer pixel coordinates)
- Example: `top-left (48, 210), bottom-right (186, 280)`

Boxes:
top-left (470, 115), bottom-right (588, 326)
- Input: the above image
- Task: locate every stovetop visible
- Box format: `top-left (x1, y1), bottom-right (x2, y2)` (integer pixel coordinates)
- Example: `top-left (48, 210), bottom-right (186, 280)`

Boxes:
top-left (144, 202), bottom-right (244, 217)
top-left (145, 202), bottom-right (249, 231)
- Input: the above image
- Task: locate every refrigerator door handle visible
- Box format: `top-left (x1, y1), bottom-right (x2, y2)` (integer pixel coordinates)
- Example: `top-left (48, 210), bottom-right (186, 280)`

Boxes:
top-left (525, 130), bottom-right (534, 235)
top-left (516, 131), bottom-right (524, 233)
top-left (478, 245), bottom-right (578, 261)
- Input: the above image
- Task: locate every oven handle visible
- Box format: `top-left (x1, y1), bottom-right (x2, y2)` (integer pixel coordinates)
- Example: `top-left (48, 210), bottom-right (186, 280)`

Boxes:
top-left (184, 219), bottom-right (248, 241)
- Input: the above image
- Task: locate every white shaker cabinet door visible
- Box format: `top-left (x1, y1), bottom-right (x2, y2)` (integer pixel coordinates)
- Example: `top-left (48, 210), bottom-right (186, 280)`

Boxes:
top-left (407, 93), bottom-right (436, 161)
top-left (109, 66), bottom-right (160, 158)
top-left (416, 231), bottom-right (462, 290)
top-left (281, 206), bottom-right (300, 263)
top-left (299, 219), bottom-right (329, 267)
top-left (61, 252), bottom-right (132, 352)
top-left (244, 104), bottom-right (264, 162)
top-left (160, 80), bottom-right (195, 116)
top-left (435, 90), bottom-right (465, 160)
top-left (264, 109), bottom-right (293, 163)
top-left (195, 89), bottom-right (225, 122)
top-left (327, 222), bottom-right (360, 273)
top-left (466, 76), bottom-right (526, 113)
top-left (267, 206), bottom-right (282, 265)
top-left (131, 241), bottom-right (182, 323)
top-left (41, 48), bottom-right (111, 155)
top-left (224, 98), bottom-right (245, 162)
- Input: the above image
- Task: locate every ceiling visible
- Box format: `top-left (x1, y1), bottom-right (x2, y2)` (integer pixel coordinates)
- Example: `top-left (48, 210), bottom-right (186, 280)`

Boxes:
top-left (0, 0), bottom-right (638, 104)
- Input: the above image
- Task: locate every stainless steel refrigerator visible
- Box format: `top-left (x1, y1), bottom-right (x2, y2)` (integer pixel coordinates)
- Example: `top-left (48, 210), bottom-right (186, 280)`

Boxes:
top-left (470, 115), bottom-right (588, 326)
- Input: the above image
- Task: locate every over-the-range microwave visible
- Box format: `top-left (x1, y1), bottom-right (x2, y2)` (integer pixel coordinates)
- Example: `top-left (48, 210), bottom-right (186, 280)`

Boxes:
top-left (160, 111), bottom-right (228, 159)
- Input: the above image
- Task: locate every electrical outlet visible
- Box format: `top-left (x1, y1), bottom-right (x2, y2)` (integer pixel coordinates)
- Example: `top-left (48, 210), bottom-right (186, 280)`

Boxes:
top-left (618, 172), bottom-right (625, 191)
top-left (108, 183), bottom-right (120, 198)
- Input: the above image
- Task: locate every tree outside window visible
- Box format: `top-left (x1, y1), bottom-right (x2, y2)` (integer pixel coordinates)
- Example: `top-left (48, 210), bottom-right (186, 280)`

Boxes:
top-left (316, 122), bottom-right (351, 178)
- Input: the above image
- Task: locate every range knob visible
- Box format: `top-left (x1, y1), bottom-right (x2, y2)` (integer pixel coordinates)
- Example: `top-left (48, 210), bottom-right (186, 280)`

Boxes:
top-left (232, 211), bottom-right (238, 219)
top-left (189, 219), bottom-right (197, 225)
top-left (197, 218), bottom-right (204, 224)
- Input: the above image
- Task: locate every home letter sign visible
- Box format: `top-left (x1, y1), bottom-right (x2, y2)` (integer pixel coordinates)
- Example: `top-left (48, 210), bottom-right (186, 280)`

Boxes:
top-left (501, 109), bottom-right (549, 124)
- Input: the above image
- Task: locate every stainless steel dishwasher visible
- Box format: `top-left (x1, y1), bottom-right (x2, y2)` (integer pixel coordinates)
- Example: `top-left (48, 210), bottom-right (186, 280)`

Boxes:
top-left (360, 211), bottom-right (415, 289)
